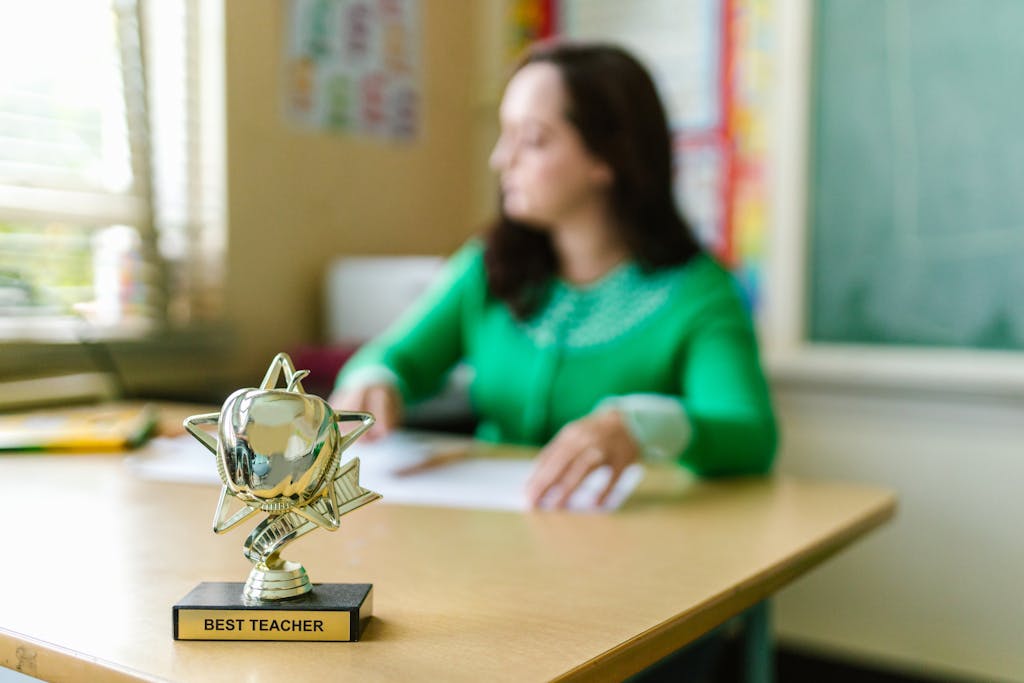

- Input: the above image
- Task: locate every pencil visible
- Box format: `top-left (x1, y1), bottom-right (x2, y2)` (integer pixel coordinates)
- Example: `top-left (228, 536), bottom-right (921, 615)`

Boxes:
top-left (391, 447), bottom-right (469, 477)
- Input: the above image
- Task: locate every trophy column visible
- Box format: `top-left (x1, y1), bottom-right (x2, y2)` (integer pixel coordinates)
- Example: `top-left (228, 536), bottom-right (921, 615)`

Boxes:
top-left (244, 557), bottom-right (311, 602)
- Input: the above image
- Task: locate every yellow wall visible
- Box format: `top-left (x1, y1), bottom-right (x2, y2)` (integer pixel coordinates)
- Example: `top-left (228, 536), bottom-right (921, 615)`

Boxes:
top-left (223, 0), bottom-right (497, 379)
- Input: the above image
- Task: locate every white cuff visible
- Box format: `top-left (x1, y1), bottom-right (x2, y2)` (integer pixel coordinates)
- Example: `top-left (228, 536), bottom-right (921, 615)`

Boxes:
top-left (337, 364), bottom-right (401, 391)
top-left (594, 394), bottom-right (691, 462)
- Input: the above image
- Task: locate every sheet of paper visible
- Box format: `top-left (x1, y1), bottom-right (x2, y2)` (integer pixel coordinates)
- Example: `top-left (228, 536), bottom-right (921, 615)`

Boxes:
top-left (126, 431), bottom-right (643, 512)
top-left (349, 435), bottom-right (644, 512)
top-left (126, 434), bottom-right (221, 485)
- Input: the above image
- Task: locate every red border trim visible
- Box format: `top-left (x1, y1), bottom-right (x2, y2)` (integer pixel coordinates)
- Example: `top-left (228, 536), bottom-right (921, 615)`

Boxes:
top-left (540, 0), bottom-right (557, 36)
top-left (718, 0), bottom-right (737, 266)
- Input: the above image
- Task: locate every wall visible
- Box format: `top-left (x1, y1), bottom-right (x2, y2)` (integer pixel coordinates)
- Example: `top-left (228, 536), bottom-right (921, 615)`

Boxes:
top-left (772, 385), bottom-right (1024, 682)
top-left (766, 2), bottom-right (1023, 681)
top-left (223, 0), bottom-right (494, 380)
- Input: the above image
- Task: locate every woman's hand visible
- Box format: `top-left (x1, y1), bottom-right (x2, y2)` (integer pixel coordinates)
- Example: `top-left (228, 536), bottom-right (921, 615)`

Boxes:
top-left (525, 410), bottom-right (640, 509)
top-left (328, 383), bottom-right (403, 442)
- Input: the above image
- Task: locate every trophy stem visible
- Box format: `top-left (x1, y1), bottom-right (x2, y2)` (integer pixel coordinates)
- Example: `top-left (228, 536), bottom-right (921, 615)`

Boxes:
top-left (243, 559), bottom-right (312, 602)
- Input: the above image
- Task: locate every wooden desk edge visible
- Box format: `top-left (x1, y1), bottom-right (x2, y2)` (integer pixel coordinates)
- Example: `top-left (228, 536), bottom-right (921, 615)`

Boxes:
top-left (556, 490), bottom-right (899, 683)
top-left (0, 627), bottom-right (154, 683)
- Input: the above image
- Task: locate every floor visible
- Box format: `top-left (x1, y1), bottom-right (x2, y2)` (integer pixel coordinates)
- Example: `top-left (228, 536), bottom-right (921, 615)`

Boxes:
top-left (773, 646), bottom-right (984, 683)
top-left (630, 633), bottom-right (985, 683)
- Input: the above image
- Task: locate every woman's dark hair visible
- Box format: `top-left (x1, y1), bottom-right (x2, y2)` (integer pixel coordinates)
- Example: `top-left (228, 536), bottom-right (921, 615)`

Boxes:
top-left (485, 41), bottom-right (702, 319)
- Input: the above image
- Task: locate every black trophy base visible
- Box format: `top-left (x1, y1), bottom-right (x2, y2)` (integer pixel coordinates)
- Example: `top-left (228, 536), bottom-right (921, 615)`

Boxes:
top-left (173, 582), bottom-right (373, 641)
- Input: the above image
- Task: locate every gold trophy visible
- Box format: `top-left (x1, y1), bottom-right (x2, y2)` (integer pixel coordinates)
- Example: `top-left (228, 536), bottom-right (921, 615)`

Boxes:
top-left (173, 353), bottom-right (379, 641)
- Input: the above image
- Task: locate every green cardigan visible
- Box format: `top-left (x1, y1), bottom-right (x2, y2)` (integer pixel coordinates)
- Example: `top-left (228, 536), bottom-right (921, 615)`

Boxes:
top-left (336, 242), bottom-right (777, 477)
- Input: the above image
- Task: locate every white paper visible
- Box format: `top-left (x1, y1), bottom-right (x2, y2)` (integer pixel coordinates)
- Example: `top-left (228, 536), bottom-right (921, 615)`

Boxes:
top-left (126, 435), bottom-right (221, 485)
top-left (126, 431), bottom-right (643, 513)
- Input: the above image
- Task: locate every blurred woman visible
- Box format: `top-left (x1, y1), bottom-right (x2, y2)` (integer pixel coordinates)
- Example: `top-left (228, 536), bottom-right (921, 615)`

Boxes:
top-left (331, 41), bottom-right (777, 508)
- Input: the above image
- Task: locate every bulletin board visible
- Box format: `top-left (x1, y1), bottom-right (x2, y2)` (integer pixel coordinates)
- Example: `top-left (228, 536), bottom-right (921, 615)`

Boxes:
top-left (513, 0), bottom-right (775, 311)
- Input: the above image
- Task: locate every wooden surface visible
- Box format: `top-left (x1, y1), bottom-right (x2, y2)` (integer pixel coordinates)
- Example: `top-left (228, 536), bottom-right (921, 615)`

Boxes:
top-left (0, 437), bottom-right (895, 682)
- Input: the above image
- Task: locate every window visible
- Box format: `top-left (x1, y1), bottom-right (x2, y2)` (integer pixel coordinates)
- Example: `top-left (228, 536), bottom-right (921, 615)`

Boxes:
top-left (0, 0), bottom-right (225, 341)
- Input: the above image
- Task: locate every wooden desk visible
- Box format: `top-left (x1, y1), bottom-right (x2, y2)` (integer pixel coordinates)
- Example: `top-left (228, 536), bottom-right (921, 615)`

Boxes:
top-left (0, 449), bottom-right (894, 682)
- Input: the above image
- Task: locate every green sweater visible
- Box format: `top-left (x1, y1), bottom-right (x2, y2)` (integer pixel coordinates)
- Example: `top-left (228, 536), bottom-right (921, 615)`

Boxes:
top-left (336, 242), bottom-right (777, 476)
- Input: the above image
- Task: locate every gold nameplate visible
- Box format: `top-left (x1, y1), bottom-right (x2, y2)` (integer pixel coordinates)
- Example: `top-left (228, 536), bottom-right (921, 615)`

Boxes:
top-left (177, 609), bottom-right (350, 641)
top-left (173, 582), bottom-right (373, 642)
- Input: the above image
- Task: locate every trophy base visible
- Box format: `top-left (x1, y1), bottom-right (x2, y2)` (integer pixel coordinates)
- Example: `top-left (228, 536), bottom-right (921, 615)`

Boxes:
top-left (243, 560), bottom-right (311, 601)
top-left (173, 582), bottom-right (373, 641)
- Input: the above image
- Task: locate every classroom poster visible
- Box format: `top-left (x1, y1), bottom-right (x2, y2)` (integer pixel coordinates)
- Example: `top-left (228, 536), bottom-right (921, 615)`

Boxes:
top-left (554, 0), bottom-right (774, 310)
top-left (284, 0), bottom-right (420, 140)
top-left (507, 0), bottom-right (557, 59)
top-left (725, 0), bottom-right (773, 310)
top-left (560, 0), bottom-right (722, 131)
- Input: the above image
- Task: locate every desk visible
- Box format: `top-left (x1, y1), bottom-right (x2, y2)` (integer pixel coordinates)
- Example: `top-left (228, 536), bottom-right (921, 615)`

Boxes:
top-left (0, 448), bottom-right (894, 682)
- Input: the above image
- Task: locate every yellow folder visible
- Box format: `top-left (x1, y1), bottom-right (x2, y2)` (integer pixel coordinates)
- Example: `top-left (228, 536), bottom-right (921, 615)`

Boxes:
top-left (0, 403), bottom-right (158, 451)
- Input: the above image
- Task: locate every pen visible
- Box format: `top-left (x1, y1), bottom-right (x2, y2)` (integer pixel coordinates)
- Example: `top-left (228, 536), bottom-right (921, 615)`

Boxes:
top-left (391, 447), bottom-right (470, 477)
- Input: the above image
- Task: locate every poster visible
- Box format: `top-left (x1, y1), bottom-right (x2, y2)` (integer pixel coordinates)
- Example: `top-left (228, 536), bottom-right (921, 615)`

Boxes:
top-left (726, 0), bottom-right (774, 310)
top-left (555, 0), bottom-right (774, 310)
top-left (560, 0), bottom-right (722, 132)
top-left (284, 0), bottom-right (420, 140)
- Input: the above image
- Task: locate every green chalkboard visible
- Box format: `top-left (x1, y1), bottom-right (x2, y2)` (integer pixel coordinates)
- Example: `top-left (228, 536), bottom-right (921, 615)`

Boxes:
top-left (808, 0), bottom-right (1024, 350)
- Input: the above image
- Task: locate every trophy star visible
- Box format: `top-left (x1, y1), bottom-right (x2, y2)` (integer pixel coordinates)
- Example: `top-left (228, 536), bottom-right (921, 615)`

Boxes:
top-left (212, 482), bottom-right (262, 534)
top-left (291, 481), bottom-right (341, 531)
top-left (291, 458), bottom-right (380, 531)
top-left (182, 352), bottom-right (379, 602)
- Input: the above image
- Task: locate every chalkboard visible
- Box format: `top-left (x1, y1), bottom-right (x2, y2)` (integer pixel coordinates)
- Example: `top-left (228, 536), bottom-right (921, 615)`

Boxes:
top-left (808, 0), bottom-right (1024, 350)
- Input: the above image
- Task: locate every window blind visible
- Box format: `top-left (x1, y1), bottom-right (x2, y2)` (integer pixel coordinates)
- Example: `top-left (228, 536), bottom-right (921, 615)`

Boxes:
top-left (143, 0), bottom-right (227, 324)
top-left (0, 0), bottom-right (225, 340)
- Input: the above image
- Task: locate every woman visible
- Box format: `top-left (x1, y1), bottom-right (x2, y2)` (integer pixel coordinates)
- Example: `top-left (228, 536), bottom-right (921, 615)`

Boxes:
top-left (331, 41), bottom-right (777, 508)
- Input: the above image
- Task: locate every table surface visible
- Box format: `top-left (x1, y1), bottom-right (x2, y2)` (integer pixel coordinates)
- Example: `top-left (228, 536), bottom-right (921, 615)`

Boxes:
top-left (0, 425), bottom-right (895, 682)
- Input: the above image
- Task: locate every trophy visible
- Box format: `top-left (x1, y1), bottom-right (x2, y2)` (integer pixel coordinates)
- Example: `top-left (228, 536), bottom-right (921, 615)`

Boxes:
top-left (173, 353), bottom-right (380, 642)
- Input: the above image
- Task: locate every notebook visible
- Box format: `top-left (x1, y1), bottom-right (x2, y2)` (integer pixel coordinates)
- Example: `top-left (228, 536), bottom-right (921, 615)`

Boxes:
top-left (0, 403), bottom-right (158, 451)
